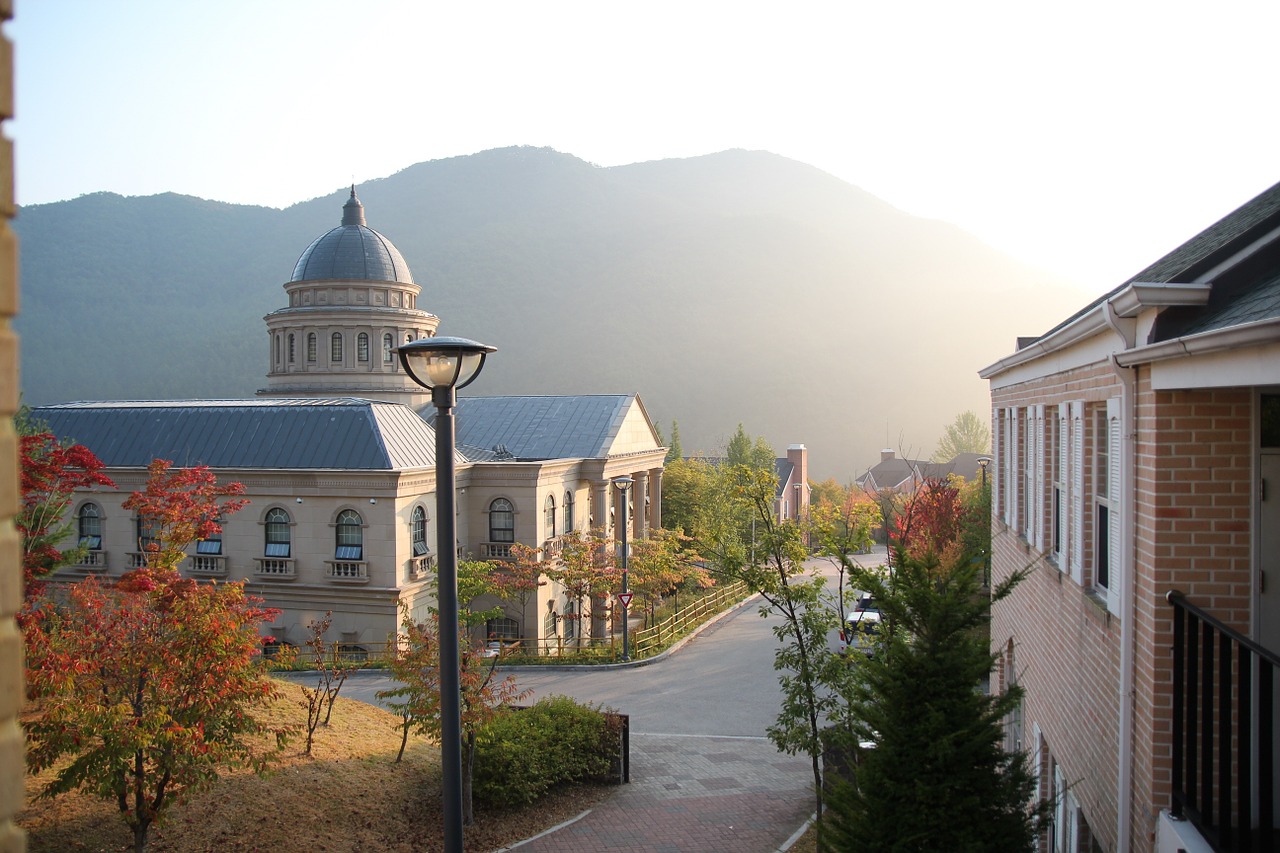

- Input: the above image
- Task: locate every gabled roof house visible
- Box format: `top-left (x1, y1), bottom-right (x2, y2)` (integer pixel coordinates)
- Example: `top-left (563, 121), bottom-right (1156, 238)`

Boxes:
top-left (981, 182), bottom-right (1280, 852)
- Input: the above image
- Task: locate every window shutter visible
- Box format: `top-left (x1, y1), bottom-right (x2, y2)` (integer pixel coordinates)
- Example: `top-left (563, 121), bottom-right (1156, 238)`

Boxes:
top-left (1057, 403), bottom-right (1070, 566)
top-left (1010, 409), bottom-right (1021, 531)
top-left (1033, 405), bottom-right (1046, 550)
top-left (992, 406), bottom-right (1003, 523)
top-left (1069, 401), bottom-right (1084, 584)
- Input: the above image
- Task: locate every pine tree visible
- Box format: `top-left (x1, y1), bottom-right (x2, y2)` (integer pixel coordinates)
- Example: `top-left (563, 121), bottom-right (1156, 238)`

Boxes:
top-left (821, 489), bottom-right (1044, 852)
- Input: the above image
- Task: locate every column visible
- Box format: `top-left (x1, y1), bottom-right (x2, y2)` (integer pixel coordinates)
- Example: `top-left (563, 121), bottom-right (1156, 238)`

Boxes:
top-left (633, 471), bottom-right (648, 539)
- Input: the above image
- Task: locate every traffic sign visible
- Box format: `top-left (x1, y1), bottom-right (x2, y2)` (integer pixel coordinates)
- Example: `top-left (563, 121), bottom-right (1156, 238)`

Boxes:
top-left (617, 592), bottom-right (634, 608)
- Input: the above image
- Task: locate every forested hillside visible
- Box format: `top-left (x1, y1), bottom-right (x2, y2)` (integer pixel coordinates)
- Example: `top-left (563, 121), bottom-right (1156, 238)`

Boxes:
top-left (15, 147), bottom-right (1086, 480)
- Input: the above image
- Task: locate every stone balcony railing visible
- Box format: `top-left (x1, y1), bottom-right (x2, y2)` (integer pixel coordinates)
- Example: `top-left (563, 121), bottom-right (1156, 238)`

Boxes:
top-left (253, 557), bottom-right (296, 580)
top-left (326, 560), bottom-right (369, 583)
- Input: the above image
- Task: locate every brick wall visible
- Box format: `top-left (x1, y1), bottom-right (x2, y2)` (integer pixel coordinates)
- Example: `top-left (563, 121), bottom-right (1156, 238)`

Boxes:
top-left (991, 361), bottom-right (1125, 851)
top-left (1130, 383), bottom-right (1253, 846)
top-left (0, 1), bottom-right (23, 849)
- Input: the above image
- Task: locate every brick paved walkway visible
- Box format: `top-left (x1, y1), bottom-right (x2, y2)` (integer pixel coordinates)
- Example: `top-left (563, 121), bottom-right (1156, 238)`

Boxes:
top-left (506, 733), bottom-right (814, 852)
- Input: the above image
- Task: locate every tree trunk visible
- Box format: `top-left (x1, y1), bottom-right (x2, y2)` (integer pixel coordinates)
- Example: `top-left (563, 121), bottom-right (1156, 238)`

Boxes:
top-left (462, 733), bottom-right (476, 826)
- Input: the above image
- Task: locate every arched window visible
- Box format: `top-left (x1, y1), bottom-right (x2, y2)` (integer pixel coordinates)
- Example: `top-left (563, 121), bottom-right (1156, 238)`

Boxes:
top-left (564, 490), bottom-right (575, 534)
top-left (288, 333), bottom-right (296, 363)
top-left (330, 332), bottom-right (343, 362)
top-left (488, 498), bottom-right (515, 543)
top-left (411, 506), bottom-right (428, 556)
top-left (274, 334), bottom-right (281, 365)
top-left (544, 494), bottom-right (556, 540)
top-left (406, 331), bottom-right (415, 343)
top-left (357, 332), bottom-right (370, 362)
top-left (336, 509), bottom-right (363, 559)
top-left (78, 502), bottom-right (102, 549)
top-left (307, 332), bottom-right (317, 362)
top-left (265, 508), bottom-right (291, 557)
top-left (136, 516), bottom-right (159, 555)
top-left (383, 333), bottom-right (395, 363)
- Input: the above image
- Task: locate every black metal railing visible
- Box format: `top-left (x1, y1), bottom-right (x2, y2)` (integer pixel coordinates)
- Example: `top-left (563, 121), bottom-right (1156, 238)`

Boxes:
top-left (1168, 590), bottom-right (1277, 852)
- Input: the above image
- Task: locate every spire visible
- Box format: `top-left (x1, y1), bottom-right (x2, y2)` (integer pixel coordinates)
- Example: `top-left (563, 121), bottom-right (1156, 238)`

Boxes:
top-left (341, 185), bottom-right (366, 227)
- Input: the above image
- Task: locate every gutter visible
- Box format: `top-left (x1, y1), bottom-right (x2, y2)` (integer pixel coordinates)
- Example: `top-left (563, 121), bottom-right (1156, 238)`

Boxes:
top-left (1104, 301), bottom-right (1138, 853)
top-left (1114, 315), bottom-right (1280, 368)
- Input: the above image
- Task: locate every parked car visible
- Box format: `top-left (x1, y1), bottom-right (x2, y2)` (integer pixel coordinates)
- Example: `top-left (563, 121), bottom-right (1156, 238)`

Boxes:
top-left (839, 606), bottom-right (882, 657)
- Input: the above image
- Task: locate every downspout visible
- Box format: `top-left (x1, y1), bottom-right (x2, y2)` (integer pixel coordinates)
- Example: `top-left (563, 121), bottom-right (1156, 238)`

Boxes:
top-left (1105, 301), bottom-right (1138, 853)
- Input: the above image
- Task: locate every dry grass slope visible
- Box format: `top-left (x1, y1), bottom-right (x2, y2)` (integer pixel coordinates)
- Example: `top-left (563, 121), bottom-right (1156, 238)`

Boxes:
top-left (21, 680), bottom-right (611, 852)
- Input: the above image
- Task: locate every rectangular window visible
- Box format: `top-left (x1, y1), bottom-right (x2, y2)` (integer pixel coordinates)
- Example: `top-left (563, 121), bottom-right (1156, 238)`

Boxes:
top-left (1052, 404), bottom-right (1066, 566)
top-left (197, 539), bottom-right (222, 555)
top-left (265, 542), bottom-right (290, 558)
top-left (335, 545), bottom-right (362, 561)
top-left (1094, 407), bottom-right (1110, 591)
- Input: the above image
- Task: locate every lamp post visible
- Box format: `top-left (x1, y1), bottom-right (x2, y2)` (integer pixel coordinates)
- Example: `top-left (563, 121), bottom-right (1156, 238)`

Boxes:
top-left (613, 476), bottom-right (633, 662)
top-left (397, 336), bottom-right (496, 853)
top-left (977, 456), bottom-right (992, 587)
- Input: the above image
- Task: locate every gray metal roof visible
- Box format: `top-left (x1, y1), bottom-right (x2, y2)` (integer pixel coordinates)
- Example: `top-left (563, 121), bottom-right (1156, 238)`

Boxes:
top-left (434, 395), bottom-right (634, 460)
top-left (31, 399), bottom-right (439, 470)
top-left (290, 188), bottom-right (415, 284)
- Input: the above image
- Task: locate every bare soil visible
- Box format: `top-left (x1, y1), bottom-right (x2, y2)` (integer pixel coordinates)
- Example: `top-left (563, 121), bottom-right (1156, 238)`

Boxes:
top-left (20, 680), bottom-right (611, 852)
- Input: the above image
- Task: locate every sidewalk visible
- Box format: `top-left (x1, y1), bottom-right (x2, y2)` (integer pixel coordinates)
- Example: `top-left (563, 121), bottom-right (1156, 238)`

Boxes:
top-left (505, 733), bottom-right (814, 852)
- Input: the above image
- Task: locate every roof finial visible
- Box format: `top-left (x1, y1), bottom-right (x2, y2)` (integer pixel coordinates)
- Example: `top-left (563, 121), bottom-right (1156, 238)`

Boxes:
top-left (341, 184), bottom-right (366, 227)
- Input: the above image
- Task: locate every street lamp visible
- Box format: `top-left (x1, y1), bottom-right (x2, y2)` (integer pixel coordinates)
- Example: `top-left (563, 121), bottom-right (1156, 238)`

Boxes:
top-left (977, 456), bottom-right (993, 587)
top-left (613, 476), bottom-right (634, 662)
top-left (397, 335), bottom-right (496, 853)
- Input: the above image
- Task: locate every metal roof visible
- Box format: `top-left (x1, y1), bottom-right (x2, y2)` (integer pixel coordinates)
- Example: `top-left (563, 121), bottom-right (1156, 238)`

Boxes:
top-left (290, 188), bottom-right (415, 284)
top-left (31, 399), bottom-right (439, 470)
top-left (434, 395), bottom-right (633, 460)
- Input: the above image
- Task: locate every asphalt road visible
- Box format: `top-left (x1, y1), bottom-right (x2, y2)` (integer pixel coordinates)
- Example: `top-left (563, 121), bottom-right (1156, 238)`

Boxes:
top-left (300, 549), bottom-right (888, 738)
top-left (312, 595), bottom-right (788, 738)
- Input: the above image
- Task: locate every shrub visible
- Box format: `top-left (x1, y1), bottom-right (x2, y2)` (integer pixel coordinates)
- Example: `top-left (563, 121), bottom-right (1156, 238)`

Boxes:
top-left (472, 695), bottom-right (621, 807)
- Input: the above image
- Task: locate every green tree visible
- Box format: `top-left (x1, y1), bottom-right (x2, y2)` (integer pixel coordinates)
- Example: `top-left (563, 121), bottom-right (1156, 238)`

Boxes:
top-left (809, 477), bottom-right (847, 509)
top-left (726, 423), bottom-right (776, 472)
top-left (666, 420), bottom-right (683, 463)
top-left (655, 457), bottom-right (713, 536)
top-left (819, 487), bottom-right (1044, 853)
top-left (932, 410), bottom-right (991, 462)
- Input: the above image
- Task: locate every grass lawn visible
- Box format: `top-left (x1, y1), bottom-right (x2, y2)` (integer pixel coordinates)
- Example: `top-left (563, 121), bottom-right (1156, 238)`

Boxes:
top-left (20, 679), bottom-right (612, 852)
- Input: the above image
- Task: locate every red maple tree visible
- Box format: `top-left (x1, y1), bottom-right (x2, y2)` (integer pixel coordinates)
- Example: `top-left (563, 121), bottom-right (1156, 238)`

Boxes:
top-left (23, 460), bottom-right (282, 853)
top-left (17, 431), bottom-right (114, 593)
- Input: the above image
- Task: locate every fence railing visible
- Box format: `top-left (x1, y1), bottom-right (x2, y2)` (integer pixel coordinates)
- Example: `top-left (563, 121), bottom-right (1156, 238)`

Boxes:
top-left (1168, 590), bottom-right (1277, 852)
top-left (630, 580), bottom-right (750, 659)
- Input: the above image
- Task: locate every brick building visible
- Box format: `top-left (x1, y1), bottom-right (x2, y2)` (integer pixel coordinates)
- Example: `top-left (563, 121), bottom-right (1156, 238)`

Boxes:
top-left (981, 183), bottom-right (1280, 852)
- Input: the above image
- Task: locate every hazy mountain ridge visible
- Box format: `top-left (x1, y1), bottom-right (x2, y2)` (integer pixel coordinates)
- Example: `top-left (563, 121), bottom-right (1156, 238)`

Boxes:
top-left (15, 147), bottom-right (1086, 480)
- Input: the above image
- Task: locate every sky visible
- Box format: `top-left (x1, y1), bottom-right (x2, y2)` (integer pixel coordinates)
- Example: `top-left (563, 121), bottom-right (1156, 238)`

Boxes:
top-left (10, 1), bottom-right (1280, 294)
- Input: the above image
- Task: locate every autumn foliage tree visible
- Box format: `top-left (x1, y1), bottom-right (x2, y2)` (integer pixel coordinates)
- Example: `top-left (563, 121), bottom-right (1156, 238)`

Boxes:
top-left (17, 430), bottom-right (114, 593)
top-left (377, 609), bottom-right (530, 825)
top-left (491, 542), bottom-right (547, 641)
top-left (22, 460), bottom-right (284, 853)
top-left (547, 529), bottom-right (617, 645)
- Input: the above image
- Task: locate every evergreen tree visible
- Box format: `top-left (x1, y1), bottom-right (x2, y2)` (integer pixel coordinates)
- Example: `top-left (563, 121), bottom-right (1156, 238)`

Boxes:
top-left (820, 523), bottom-right (1044, 852)
top-left (667, 420), bottom-right (683, 462)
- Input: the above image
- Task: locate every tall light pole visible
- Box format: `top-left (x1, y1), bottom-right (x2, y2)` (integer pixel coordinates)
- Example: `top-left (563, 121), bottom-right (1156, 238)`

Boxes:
top-left (613, 476), bottom-right (633, 662)
top-left (397, 336), bottom-right (495, 853)
top-left (977, 456), bottom-right (992, 587)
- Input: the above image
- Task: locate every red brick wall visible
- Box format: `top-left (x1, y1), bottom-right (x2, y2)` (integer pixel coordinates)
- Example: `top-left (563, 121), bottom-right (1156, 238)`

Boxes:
top-left (991, 362), bottom-right (1124, 852)
top-left (1131, 383), bottom-right (1253, 845)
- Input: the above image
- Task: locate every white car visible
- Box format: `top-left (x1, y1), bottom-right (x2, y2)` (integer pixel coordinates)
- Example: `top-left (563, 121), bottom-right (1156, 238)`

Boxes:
top-left (839, 597), bottom-right (882, 656)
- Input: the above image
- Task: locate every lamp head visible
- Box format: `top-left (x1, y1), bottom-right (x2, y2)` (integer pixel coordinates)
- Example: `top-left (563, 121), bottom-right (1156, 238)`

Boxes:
top-left (396, 336), bottom-right (497, 391)
top-left (977, 456), bottom-right (993, 470)
top-left (613, 475), bottom-right (634, 493)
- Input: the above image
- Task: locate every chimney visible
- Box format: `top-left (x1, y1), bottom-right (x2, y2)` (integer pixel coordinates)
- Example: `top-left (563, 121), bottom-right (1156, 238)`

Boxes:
top-left (881, 449), bottom-right (895, 462)
top-left (786, 444), bottom-right (808, 488)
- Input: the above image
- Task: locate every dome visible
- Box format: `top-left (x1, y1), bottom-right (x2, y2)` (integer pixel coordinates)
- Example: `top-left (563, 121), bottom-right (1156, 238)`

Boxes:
top-left (290, 187), bottom-right (415, 284)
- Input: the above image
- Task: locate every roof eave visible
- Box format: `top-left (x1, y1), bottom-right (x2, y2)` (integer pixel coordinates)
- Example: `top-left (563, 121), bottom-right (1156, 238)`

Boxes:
top-left (979, 281), bottom-right (1212, 379)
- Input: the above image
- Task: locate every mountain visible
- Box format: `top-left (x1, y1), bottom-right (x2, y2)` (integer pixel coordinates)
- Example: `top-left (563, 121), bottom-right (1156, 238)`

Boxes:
top-left (14, 147), bottom-right (1087, 481)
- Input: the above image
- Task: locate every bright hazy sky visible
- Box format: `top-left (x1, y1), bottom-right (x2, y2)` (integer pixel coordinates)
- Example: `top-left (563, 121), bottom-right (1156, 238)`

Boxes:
top-left (11, 1), bottom-right (1280, 292)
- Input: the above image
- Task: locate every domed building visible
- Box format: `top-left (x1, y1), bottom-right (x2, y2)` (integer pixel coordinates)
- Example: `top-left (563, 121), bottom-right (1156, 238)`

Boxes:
top-left (32, 189), bottom-right (668, 652)
top-left (261, 187), bottom-right (439, 406)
